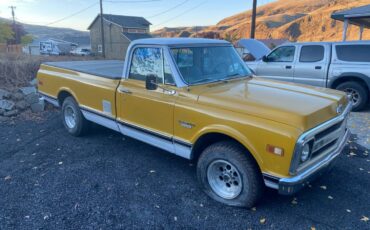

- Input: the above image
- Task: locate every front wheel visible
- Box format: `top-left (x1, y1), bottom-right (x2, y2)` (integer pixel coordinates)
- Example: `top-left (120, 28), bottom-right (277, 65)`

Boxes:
top-left (336, 81), bottom-right (368, 111)
top-left (197, 141), bottom-right (264, 208)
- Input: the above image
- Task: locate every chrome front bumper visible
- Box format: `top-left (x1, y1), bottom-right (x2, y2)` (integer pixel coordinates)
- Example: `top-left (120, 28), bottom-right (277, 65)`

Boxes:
top-left (264, 128), bottom-right (350, 195)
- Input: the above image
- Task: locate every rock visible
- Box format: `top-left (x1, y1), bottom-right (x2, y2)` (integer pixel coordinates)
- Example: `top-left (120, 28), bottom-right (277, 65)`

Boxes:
top-left (0, 116), bottom-right (9, 122)
top-left (0, 99), bottom-right (15, 111)
top-left (29, 78), bottom-right (38, 86)
top-left (45, 103), bottom-right (54, 110)
top-left (31, 99), bottom-right (45, 113)
top-left (25, 93), bottom-right (39, 104)
top-left (12, 92), bottom-right (24, 101)
top-left (3, 109), bottom-right (18, 117)
top-left (0, 108), bottom-right (5, 115)
top-left (15, 100), bottom-right (29, 111)
top-left (0, 89), bottom-right (11, 99)
top-left (19, 86), bottom-right (37, 95)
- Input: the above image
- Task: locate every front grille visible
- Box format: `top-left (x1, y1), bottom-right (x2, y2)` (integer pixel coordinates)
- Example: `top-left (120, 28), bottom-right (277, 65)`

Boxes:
top-left (310, 119), bottom-right (347, 159)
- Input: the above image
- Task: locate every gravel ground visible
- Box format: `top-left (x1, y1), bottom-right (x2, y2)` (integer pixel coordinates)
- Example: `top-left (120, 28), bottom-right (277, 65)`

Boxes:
top-left (0, 110), bottom-right (369, 229)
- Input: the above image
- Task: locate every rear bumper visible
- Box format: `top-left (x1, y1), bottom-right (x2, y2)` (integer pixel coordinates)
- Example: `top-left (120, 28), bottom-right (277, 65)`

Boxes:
top-left (264, 128), bottom-right (350, 195)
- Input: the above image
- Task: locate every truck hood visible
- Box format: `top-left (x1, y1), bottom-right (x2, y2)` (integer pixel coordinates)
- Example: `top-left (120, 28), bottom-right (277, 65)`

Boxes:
top-left (197, 77), bottom-right (347, 131)
top-left (237, 39), bottom-right (271, 60)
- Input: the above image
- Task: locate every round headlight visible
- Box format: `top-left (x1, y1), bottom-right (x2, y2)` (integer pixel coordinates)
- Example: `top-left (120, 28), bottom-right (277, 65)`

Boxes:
top-left (301, 144), bottom-right (310, 162)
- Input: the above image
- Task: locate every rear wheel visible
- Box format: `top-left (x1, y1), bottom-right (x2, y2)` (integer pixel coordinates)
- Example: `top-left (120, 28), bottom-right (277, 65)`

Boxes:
top-left (61, 96), bottom-right (90, 136)
top-left (336, 81), bottom-right (368, 111)
top-left (197, 141), bottom-right (264, 208)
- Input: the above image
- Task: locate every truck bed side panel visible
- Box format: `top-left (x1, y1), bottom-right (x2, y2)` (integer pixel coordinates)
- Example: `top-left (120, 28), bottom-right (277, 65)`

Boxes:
top-left (37, 64), bottom-right (120, 118)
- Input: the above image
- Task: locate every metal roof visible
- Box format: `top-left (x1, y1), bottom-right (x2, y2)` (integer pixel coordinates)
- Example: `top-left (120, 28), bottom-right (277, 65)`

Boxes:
top-left (331, 4), bottom-right (370, 28)
top-left (130, 38), bottom-right (230, 46)
top-left (122, 32), bottom-right (152, 41)
top-left (88, 14), bottom-right (151, 30)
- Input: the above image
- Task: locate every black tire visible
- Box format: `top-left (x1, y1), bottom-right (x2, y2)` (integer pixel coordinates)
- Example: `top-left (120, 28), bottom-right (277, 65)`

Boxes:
top-left (336, 81), bottom-right (368, 111)
top-left (61, 96), bottom-right (90, 136)
top-left (197, 141), bottom-right (264, 208)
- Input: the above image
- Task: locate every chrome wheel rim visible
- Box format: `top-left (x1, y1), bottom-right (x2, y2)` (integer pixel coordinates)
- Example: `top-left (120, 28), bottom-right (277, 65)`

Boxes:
top-left (344, 88), bottom-right (360, 106)
top-left (64, 105), bottom-right (77, 129)
top-left (207, 160), bottom-right (242, 199)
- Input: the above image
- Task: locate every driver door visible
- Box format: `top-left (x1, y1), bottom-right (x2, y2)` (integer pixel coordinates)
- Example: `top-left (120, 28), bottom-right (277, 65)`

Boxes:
top-left (116, 47), bottom-right (177, 145)
top-left (257, 46), bottom-right (296, 83)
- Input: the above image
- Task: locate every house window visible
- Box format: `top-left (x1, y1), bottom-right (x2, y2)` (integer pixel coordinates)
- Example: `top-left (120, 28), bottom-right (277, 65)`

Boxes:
top-left (98, 44), bottom-right (102, 53)
top-left (128, 28), bottom-right (147, 33)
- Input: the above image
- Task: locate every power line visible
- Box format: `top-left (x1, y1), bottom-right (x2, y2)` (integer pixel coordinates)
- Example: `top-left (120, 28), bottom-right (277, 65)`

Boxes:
top-left (154, 0), bottom-right (207, 27)
top-left (45, 2), bottom-right (98, 26)
top-left (147, 0), bottom-right (190, 19)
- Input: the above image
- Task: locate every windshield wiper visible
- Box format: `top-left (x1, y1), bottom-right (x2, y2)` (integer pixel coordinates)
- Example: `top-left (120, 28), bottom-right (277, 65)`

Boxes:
top-left (222, 73), bottom-right (251, 81)
top-left (191, 78), bottom-right (216, 84)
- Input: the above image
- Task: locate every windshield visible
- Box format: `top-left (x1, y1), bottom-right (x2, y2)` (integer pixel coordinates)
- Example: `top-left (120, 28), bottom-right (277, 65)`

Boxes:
top-left (170, 46), bottom-right (252, 85)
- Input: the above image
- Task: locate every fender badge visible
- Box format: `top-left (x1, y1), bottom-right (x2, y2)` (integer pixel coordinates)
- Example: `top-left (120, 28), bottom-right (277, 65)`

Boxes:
top-left (179, 121), bottom-right (195, 129)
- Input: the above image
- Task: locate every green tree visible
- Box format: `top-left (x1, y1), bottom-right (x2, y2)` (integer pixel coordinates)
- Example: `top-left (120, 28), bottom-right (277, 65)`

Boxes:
top-left (21, 34), bottom-right (33, 45)
top-left (0, 23), bottom-right (14, 43)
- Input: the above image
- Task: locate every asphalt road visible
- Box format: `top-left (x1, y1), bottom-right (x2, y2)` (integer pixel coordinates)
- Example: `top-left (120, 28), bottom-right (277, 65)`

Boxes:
top-left (0, 111), bottom-right (369, 229)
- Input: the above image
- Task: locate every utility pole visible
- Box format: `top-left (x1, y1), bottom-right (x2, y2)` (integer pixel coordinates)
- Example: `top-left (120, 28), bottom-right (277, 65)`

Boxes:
top-left (99, 0), bottom-right (106, 58)
top-left (250, 0), bottom-right (257, 39)
top-left (9, 6), bottom-right (16, 24)
top-left (9, 6), bottom-right (18, 44)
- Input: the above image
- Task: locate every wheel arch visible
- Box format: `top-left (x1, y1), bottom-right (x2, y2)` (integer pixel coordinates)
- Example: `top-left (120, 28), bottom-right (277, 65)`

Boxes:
top-left (190, 127), bottom-right (263, 170)
top-left (329, 73), bottom-right (370, 93)
top-left (57, 88), bottom-right (79, 107)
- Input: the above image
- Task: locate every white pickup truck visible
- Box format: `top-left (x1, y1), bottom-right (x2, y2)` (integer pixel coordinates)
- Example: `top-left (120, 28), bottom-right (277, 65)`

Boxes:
top-left (246, 41), bottom-right (370, 111)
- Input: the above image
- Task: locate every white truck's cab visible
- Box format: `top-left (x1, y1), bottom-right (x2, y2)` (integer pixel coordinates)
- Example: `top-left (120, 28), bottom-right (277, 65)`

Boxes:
top-left (245, 41), bottom-right (370, 111)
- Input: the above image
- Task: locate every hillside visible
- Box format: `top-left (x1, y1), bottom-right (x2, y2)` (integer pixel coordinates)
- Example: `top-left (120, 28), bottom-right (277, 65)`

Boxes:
top-left (152, 0), bottom-right (370, 42)
top-left (0, 17), bottom-right (90, 45)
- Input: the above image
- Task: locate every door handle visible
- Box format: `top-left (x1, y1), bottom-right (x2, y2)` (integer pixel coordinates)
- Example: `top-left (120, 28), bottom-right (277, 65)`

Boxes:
top-left (118, 87), bottom-right (132, 94)
top-left (285, 65), bottom-right (292, 69)
top-left (315, 66), bottom-right (322, 70)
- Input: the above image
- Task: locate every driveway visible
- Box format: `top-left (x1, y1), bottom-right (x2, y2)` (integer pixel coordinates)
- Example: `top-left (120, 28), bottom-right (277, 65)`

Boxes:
top-left (0, 111), bottom-right (369, 229)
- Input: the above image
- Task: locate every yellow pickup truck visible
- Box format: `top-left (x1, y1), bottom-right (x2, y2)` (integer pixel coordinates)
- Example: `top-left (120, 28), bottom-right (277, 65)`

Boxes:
top-left (37, 38), bottom-right (351, 207)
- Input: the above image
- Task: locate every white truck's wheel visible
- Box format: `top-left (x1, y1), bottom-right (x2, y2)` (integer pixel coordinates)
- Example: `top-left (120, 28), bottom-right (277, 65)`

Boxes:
top-left (197, 141), bottom-right (264, 208)
top-left (61, 96), bottom-right (90, 136)
top-left (336, 81), bottom-right (368, 111)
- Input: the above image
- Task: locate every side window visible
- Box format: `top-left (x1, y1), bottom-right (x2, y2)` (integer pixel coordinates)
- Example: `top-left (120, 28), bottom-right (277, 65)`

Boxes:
top-left (171, 48), bottom-right (194, 68)
top-left (163, 55), bottom-right (175, 85)
top-left (129, 47), bottom-right (175, 85)
top-left (129, 47), bottom-right (163, 83)
top-left (299, 45), bottom-right (324, 62)
top-left (336, 45), bottom-right (370, 62)
top-left (267, 46), bottom-right (295, 62)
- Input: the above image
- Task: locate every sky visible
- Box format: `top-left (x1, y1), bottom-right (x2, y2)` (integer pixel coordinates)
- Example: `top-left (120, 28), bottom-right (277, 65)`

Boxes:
top-left (0, 0), bottom-right (275, 31)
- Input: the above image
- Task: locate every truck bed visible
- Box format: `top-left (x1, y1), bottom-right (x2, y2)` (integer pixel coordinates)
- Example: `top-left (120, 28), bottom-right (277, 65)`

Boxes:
top-left (44, 60), bottom-right (124, 79)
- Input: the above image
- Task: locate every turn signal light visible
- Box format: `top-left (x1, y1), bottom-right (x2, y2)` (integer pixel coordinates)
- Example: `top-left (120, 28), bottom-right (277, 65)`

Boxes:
top-left (266, 144), bottom-right (284, 156)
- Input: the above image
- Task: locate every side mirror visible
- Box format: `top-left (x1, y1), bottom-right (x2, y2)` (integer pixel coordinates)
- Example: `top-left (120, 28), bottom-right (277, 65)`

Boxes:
top-left (146, 74), bottom-right (158, 90)
top-left (262, 55), bottom-right (269, 62)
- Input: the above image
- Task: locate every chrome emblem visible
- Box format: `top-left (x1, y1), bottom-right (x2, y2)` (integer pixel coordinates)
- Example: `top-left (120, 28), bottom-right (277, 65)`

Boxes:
top-left (336, 104), bottom-right (343, 114)
top-left (179, 121), bottom-right (195, 129)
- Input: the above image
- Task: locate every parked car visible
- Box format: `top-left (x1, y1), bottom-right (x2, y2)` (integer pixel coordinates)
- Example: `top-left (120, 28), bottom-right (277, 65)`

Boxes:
top-left (39, 39), bottom-right (77, 56)
top-left (246, 41), bottom-right (370, 111)
top-left (37, 38), bottom-right (351, 208)
top-left (70, 48), bottom-right (91, 56)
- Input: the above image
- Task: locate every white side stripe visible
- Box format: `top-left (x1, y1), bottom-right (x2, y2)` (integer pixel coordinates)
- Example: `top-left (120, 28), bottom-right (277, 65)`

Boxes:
top-left (81, 108), bottom-right (192, 159)
top-left (81, 110), bottom-right (120, 132)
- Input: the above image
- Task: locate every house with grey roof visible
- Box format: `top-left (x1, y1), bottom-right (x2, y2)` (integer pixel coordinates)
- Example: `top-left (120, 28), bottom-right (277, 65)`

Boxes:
top-left (88, 14), bottom-right (152, 59)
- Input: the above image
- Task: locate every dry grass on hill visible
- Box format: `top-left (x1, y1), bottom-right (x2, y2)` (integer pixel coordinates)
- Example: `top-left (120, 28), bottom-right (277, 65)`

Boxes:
top-left (152, 0), bottom-right (370, 42)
